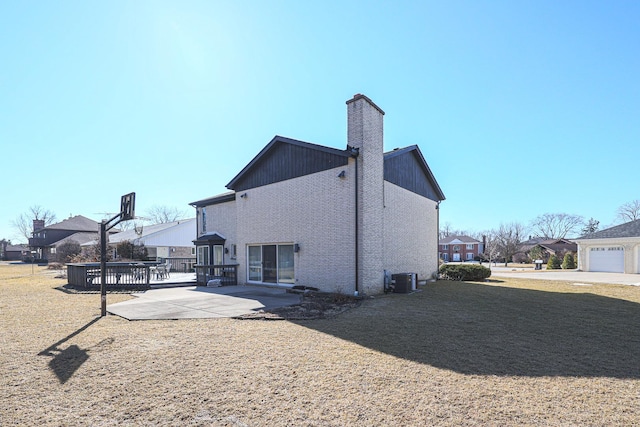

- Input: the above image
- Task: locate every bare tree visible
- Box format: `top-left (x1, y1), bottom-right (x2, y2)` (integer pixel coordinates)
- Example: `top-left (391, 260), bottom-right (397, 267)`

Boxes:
top-left (494, 222), bottom-right (527, 267)
top-left (439, 222), bottom-right (453, 240)
top-left (480, 231), bottom-right (500, 266)
top-left (529, 213), bottom-right (584, 239)
top-left (439, 222), bottom-right (470, 240)
top-left (145, 205), bottom-right (188, 224)
top-left (11, 206), bottom-right (57, 242)
top-left (616, 200), bottom-right (640, 223)
top-left (581, 217), bottom-right (599, 236)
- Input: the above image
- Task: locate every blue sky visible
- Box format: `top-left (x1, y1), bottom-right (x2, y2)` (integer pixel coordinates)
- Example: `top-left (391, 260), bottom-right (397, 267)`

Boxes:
top-left (1, 1), bottom-right (638, 243)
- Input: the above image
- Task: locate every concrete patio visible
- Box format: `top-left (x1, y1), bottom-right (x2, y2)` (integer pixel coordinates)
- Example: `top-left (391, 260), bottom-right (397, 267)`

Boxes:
top-left (107, 284), bottom-right (302, 320)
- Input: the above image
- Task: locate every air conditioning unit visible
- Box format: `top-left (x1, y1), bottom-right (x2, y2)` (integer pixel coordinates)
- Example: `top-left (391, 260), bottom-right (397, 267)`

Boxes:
top-left (391, 273), bottom-right (416, 294)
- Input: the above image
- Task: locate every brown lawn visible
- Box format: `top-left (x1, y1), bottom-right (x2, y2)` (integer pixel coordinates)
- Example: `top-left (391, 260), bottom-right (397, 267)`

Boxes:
top-left (1, 263), bottom-right (639, 426)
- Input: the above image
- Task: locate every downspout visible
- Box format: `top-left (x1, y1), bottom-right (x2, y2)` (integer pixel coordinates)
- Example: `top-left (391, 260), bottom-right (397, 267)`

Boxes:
top-left (349, 146), bottom-right (360, 295)
top-left (436, 201), bottom-right (441, 277)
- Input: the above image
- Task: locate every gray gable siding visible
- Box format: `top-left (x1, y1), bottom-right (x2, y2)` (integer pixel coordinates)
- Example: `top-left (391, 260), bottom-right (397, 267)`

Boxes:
top-left (227, 136), bottom-right (350, 191)
top-left (384, 147), bottom-right (445, 202)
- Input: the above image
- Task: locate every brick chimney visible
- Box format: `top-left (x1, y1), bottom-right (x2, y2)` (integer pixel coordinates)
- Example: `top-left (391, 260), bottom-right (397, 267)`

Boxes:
top-left (346, 94), bottom-right (385, 295)
top-left (33, 219), bottom-right (45, 233)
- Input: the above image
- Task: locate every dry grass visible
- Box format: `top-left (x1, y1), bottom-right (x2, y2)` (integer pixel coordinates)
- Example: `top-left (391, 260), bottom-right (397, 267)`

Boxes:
top-left (1, 263), bottom-right (639, 426)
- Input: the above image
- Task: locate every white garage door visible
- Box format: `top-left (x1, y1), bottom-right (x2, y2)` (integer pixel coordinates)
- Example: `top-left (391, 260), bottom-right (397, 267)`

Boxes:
top-left (589, 247), bottom-right (624, 273)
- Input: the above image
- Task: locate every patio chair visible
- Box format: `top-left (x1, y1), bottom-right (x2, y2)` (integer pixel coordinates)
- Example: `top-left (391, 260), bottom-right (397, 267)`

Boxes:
top-left (164, 261), bottom-right (171, 279)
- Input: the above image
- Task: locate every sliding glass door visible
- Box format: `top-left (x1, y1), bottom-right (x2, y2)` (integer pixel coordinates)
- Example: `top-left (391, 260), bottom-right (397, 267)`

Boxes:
top-left (248, 246), bottom-right (262, 281)
top-left (247, 244), bottom-right (294, 284)
top-left (262, 245), bottom-right (277, 283)
top-left (278, 245), bottom-right (294, 283)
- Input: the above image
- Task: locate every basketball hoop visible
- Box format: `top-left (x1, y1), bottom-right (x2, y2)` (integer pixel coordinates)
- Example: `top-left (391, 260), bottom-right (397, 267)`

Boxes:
top-left (134, 222), bottom-right (144, 238)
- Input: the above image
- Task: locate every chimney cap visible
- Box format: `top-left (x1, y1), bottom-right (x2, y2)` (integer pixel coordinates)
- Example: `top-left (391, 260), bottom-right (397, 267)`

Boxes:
top-left (346, 93), bottom-right (385, 115)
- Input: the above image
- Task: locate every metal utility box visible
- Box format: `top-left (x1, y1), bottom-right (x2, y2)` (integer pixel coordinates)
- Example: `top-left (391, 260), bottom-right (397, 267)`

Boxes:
top-left (392, 273), bottom-right (414, 293)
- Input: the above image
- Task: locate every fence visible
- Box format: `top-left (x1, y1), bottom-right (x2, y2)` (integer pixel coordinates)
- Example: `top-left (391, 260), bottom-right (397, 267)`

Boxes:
top-left (67, 262), bottom-right (158, 289)
top-left (194, 264), bottom-right (238, 286)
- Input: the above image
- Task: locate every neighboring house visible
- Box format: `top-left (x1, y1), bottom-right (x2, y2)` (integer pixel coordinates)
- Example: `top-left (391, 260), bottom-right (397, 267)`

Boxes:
top-left (2, 243), bottom-right (30, 261)
top-left (28, 215), bottom-right (108, 261)
top-left (439, 235), bottom-right (483, 262)
top-left (190, 94), bottom-right (445, 295)
top-left (574, 220), bottom-right (640, 274)
top-left (518, 237), bottom-right (577, 262)
top-left (105, 218), bottom-right (197, 260)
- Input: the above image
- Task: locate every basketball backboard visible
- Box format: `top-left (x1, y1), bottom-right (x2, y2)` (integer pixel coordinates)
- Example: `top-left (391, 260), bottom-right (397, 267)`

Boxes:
top-left (120, 192), bottom-right (135, 221)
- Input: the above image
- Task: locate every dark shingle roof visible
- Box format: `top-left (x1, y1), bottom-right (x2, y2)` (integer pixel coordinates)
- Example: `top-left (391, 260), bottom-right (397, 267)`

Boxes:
top-left (54, 232), bottom-right (100, 246)
top-left (45, 215), bottom-right (101, 232)
top-left (578, 219), bottom-right (640, 239)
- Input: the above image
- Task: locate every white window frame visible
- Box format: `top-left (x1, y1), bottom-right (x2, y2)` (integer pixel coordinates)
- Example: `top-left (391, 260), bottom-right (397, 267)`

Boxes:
top-left (213, 245), bottom-right (224, 265)
top-left (466, 244), bottom-right (474, 250)
top-left (197, 246), bottom-right (209, 265)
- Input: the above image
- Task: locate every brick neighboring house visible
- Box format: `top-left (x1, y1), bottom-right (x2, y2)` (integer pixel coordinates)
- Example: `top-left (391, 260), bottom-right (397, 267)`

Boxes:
top-left (518, 237), bottom-right (577, 262)
top-left (190, 94), bottom-right (445, 295)
top-left (28, 215), bottom-right (110, 261)
top-left (439, 235), bottom-right (483, 262)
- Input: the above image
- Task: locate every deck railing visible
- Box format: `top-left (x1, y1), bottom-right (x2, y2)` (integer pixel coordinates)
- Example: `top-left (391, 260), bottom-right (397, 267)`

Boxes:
top-left (67, 262), bottom-right (158, 289)
top-left (159, 257), bottom-right (197, 273)
top-left (194, 264), bottom-right (238, 286)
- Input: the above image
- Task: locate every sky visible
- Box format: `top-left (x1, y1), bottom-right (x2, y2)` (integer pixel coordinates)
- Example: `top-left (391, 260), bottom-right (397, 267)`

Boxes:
top-left (1, 1), bottom-right (639, 243)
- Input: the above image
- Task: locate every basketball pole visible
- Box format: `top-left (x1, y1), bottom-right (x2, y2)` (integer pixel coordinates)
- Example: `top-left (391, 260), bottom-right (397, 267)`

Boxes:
top-left (100, 192), bottom-right (135, 318)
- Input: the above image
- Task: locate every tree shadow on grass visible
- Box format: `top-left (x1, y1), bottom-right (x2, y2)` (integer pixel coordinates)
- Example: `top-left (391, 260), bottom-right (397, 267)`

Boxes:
top-left (295, 282), bottom-right (640, 378)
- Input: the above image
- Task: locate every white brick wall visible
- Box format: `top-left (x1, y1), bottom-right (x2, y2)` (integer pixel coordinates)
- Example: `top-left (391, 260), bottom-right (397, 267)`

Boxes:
top-left (197, 95), bottom-right (441, 295)
top-left (383, 181), bottom-right (439, 281)
top-left (235, 164), bottom-right (357, 293)
top-left (200, 201), bottom-right (237, 263)
top-left (347, 95), bottom-right (385, 295)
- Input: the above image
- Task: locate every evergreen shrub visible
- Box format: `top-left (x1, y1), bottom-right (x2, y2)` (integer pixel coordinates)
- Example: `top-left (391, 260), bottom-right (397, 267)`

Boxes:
top-left (562, 252), bottom-right (576, 269)
top-left (439, 263), bottom-right (491, 281)
top-left (547, 254), bottom-right (561, 269)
